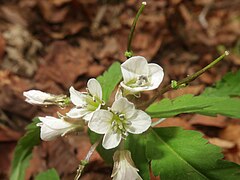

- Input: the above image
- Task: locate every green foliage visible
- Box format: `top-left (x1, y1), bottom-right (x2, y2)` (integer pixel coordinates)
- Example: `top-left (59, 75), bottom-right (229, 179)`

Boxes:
top-left (10, 118), bottom-right (41, 180)
top-left (35, 169), bottom-right (60, 180)
top-left (147, 70), bottom-right (240, 119)
top-left (146, 127), bottom-right (240, 180)
top-left (147, 94), bottom-right (240, 118)
top-left (202, 70), bottom-right (240, 97)
top-left (97, 62), bottom-right (122, 103)
top-left (125, 134), bottom-right (150, 180)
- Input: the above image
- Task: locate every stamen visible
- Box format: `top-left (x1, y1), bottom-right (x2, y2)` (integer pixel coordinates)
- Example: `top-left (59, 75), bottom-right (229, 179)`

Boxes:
top-left (118, 123), bottom-right (123, 130)
top-left (119, 114), bottom-right (125, 119)
top-left (136, 75), bottom-right (149, 86)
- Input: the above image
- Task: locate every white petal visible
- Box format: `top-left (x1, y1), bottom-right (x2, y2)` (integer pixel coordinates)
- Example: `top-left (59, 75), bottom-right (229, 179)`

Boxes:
top-left (69, 86), bottom-right (87, 106)
top-left (66, 108), bottom-right (89, 119)
top-left (83, 111), bottom-right (94, 121)
top-left (38, 123), bottom-right (63, 141)
top-left (23, 90), bottom-right (52, 104)
top-left (148, 63), bottom-right (164, 90)
top-left (121, 56), bottom-right (148, 84)
top-left (127, 110), bottom-right (151, 134)
top-left (113, 165), bottom-right (142, 180)
top-left (87, 78), bottom-right (102, 100)
top-left (39, 116), bottom-right (72, 130)
top-left (111, 98), bottom-right (135, 119)
top-left (112, 150), bottom-right (142, 180)
top-left (115, 88), bottom-right (123, 100)
top-left (88, 110), bottom-right (112, 134)
top-left (102, 129), bottom-right (121, 149)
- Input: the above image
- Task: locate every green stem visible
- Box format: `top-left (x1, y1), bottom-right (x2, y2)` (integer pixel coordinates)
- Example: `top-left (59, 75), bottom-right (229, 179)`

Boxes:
top-left (138, 51), bottom-right (229, 109)
top-left (125, 2), bottom-right (147, 58)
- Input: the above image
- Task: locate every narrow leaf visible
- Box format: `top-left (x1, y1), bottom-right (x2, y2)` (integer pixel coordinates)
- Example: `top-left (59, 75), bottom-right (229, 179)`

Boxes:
top-left (35, 169), bottom-right (60, 180)
top-left (147, 127), bottom-right (240, 180)
top-left (97, 62), bottom-right (122, 102)
top-left (10, 118), bottom-right (41, 180)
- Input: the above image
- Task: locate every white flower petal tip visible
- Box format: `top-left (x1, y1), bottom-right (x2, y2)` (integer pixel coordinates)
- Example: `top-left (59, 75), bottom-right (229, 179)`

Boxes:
top-left (87, 78), bottom-right (102, 100)
top-left (89, 98), bottom-right (151, 149)
top-left (38, 116), bottom-right (81, 141)
top-left (23, 90), bottom-right (68, 106)
top-left (68, 78), bottom-right (103, 122)
top-left (120, 56), bottom-right (164, 93)
top-left (111, 150), bottom-right (142, 180)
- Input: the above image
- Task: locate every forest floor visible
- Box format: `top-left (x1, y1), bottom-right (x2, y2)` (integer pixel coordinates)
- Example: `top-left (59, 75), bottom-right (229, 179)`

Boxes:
top-left (0, 0), bottom-right (240, 179)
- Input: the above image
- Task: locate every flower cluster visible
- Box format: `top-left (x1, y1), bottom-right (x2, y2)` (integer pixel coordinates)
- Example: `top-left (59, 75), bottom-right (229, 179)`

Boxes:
top-left (23, 56), bottom-right (164, 179)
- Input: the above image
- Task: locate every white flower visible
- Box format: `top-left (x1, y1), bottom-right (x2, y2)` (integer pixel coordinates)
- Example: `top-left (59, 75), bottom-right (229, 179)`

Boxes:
top-left (23, 90), bottom-right (68, 106)
top-left (120, 56), bottom-right (164, 93)
top-left (66, 78), bottom-right (103, 121)
top-left (37, 116), bottom-right (83, 141)
top-left (111, 150), bottom-right (142, 180)
top-left (88, 97), bottom-right (151, 149)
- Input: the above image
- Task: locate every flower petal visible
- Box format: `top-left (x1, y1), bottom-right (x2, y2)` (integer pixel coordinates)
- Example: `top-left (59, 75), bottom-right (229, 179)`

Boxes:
top-left (83, 111), bottom-right (94, 121)
top-left (66, 107), bottom-right (89, 119)
top-left (38, 123), bottom-right (63, 141)
top-left (102, 129), bottom-right (121, 149)
top-left (69, 86), bottom-right (87, 106)
top-left (111, 98), bottom-right (135, 119)
top-left (148, 63), bottom-right (164, 90)
top-left (127, 110), bottom-right (151, 134)
top-left (121, 56), bottom-right (148, 84)
top-left (23, 90), bottom-right (52, 105)
top-left (39, 116), bottom-right (72, 130)
top-left (88, 110), bottom-right (112, 134)
top-left (87, 78), bottom-right (102, 100)
top-left (111, 150), bottom-right (142, 180)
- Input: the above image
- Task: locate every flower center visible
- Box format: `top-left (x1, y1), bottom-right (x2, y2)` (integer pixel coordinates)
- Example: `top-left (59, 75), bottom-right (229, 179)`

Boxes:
top-left (127, 75), bottom-right (150, 88)
top-left (111, 112), bottom-right (132, 138)
top-left (83, 94), bottom-right (102, 111)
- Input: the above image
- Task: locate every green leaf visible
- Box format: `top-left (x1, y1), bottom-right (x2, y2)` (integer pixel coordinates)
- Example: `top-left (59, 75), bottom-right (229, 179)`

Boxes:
top-left (125, 133), bottom-right (150, 180)
top-left (202, 70), bottom-right (240, 97)
top-left (147, 127), bottom-right (240, 180)
top-left (10, 118), bottom-right (41, 180)
top-left (35, 169), bottom-right (60, 180)
top-left (146, 94), bottom-right (240, 118)
top-left (97, 62), bottom-right (122, 103)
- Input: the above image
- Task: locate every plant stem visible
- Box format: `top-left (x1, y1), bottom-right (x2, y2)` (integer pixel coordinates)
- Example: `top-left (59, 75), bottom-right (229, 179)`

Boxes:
top-left (74, 138), bottom-right (101, 180)
top-left (138, 51), bottom-right (229, 109)
top-left (125, 2), bottom-right (147, 58)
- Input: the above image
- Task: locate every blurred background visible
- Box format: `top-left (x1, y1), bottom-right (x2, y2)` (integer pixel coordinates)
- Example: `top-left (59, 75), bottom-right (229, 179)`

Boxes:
top-left (0, 0), bottom-right (240, 179)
